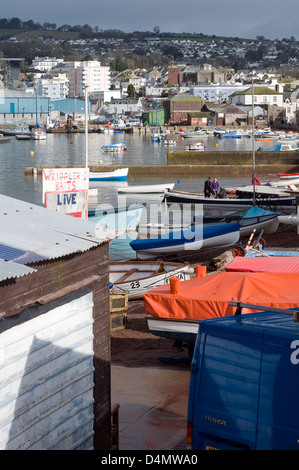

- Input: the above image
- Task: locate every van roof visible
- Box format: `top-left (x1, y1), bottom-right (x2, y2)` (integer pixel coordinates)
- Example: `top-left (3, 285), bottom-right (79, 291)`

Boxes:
top-left (202, 309), bottom-right (299, 335)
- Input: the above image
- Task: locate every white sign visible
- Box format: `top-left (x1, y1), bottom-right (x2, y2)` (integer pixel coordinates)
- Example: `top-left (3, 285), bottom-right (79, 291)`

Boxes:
top-left (46, 190), bottom-right (88, 219)
top-left (43, 168), bottom-right (89, 219)
top-left (42, 168), bottom-right (89, 202)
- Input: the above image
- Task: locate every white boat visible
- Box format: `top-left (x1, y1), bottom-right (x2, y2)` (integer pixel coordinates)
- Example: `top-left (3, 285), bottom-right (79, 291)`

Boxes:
top-left (117, 182), bottom-right (175, 194)
top-left (88, 203), bottom-right (144, 232)
top-left (31, 128), bottom-right (47, 140)
top-left (89, 168), bottom-right (128, 181)
top-left (109, 260), bottom-right (195, 300)
top-left (185, 142), bottom-right (205, 151)
top-left (130, 222), bottom-right (240, 260)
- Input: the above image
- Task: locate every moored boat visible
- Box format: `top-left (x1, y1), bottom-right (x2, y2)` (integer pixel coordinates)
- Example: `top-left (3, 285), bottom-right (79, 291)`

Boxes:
top-left (185, 142), bottom-right (205, 151)
top-left (89, 167), bottom-right (128, 181)
top-left (101, 142), bottom-right (127, 152)
top-left (109, 260), bottom-right (195, 300)
top-left (0, 125), bottom-right (31, 136)
top-left (117, 182), bottom-right (175, 194)
top-left (31, 127), bottom-right (47, 140)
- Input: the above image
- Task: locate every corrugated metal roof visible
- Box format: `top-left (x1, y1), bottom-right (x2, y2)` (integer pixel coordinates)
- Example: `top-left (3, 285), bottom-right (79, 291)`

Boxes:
top-left (0, 194), bottom-right (115, 265)
top-left (0, 259), bottom-right (37, 282)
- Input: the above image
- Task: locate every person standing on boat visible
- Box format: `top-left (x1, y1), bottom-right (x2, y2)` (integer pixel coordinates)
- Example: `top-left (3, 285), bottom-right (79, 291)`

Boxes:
top-left (204, 177), bottom-right (212, 197)
top-left (211, 177), bottom-right (220, 195)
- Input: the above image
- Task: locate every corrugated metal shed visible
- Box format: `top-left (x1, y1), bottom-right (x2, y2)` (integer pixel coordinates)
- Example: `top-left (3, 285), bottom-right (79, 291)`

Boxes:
top-left (0, 194), bottom-right (116, 284)
top-left (0, 194), bottom-right (115, 263)
top-left (0, 259), bottom-right (37, 282)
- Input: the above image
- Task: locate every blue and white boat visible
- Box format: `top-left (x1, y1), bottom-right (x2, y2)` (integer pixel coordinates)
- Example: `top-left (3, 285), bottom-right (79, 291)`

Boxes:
top-left (88, 203), bottom-right (144, 232)
top-left (219, 130), bottom-right (243, 139)
top-left (130, 222), bottom-right (240, 260)
top-left (89, 168), bottom-right (128, 181)
top-left (101, 142), bottom-right (127, 152)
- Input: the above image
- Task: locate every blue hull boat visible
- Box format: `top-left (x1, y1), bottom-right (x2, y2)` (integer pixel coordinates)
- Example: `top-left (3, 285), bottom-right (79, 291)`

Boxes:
top-left (130, 222), bottom-right (240, 260)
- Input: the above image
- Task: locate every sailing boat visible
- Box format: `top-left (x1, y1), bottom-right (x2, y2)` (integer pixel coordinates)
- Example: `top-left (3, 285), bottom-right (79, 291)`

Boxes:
top-left (31, 91), bottom-right (46, 140)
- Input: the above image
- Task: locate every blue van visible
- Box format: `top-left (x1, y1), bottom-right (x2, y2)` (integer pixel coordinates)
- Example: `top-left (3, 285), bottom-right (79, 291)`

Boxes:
top-left (187, 304), bottom-right (299, 450)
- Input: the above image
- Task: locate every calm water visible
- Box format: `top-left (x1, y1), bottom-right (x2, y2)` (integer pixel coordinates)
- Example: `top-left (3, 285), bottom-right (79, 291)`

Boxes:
top-left (0, 131), bottom-right (266, 208)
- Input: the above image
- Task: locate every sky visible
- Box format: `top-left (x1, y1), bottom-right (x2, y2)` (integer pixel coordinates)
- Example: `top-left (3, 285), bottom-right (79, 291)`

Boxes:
top-left (3, 0), bottom-right (299, 41)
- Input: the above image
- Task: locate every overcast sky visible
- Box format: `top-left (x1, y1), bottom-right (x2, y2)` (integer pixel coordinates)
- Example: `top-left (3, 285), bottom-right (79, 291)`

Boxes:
top-left (4, 0), bottom-right (299, 40)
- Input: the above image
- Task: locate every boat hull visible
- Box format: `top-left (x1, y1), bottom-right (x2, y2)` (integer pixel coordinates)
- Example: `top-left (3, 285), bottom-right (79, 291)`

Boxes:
top-left (117, 183), bottom-right (175, 194)
top-left (130, 222), bottom-right (240, 260)
top-left (164, 189), bottom-right (296, 210)
top-left (89, 168), bottom-right (128, 181)
top-left (146, 315), bottom-right (199, 344)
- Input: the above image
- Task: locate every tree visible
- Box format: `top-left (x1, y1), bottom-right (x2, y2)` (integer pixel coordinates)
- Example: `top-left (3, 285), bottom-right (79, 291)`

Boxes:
top-left (127, 84), bottom-right (135, 97)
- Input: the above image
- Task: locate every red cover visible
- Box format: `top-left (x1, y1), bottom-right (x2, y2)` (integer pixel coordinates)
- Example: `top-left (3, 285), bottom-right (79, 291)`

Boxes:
top-left (144, 272), bottom-right (299, 320)
top-left (225, 256), bottom-right (299, 273)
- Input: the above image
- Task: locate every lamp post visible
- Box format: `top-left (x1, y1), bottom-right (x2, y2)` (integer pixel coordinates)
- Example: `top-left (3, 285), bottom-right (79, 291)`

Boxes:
top-left (252, 78), bottom-right (256, 206)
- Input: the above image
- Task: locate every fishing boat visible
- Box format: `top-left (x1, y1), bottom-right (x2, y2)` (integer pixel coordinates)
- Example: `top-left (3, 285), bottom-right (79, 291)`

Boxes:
top-left (117, 182), bottom-right (175, 194)
top-left (101, 142), bottom-right (127, 152)
top-left (185, 142), bottom-right (205, 151)
top-left (109, 260), bottom-right (195, 300)
top-left (144, 271), bottom-right (299, 354)
top-left (163, 187), bottom-right (296, 211)
top-left (89, 168), bottom-right (128, 181)
top-left (279, 173), bottom-right (299, 179)
top-left (88, 203), bottom-right (144, 232)
top-left (130, 222), bottom-right (240, 260)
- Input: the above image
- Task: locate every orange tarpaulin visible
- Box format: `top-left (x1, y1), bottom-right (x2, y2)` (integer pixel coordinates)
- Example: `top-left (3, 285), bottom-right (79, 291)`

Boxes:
top-left (225, 256), bottom-right (299, 273)
top-left (144, 272), bottom-right (299, 320)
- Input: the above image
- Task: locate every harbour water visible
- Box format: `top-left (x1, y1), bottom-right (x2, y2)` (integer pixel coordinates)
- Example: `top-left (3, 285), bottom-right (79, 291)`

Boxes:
top-left (0, 131), bottom-right (265, 205)
top-left (0, 131), bottom-right (276, 261)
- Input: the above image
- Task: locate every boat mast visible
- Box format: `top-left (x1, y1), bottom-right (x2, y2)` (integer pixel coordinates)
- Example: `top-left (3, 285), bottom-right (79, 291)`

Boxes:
top-left (85, 85), bottom-right (89, 169)
top-left (252, 78), bottom-right (256, 205)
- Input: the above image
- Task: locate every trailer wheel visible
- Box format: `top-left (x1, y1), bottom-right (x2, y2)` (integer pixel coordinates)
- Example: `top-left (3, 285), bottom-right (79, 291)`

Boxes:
top-left (232, 245), bottom-right (245, 257)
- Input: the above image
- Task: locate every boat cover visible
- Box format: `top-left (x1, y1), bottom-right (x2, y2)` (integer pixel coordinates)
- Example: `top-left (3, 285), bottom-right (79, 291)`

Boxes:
top-left (144, 272), bottom-right (299, 320)
top-left (225, 256), bottom-right (299, 273)
top-left (257, 144), bottom-right (282, 151)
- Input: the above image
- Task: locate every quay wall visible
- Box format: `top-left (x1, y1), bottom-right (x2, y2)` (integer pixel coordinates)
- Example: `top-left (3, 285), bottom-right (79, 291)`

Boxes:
top-left (25, 151), bottom-right (299, 178)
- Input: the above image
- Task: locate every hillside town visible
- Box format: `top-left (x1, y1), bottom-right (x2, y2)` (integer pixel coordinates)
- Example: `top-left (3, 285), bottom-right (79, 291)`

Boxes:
top-left (0, 27), bottom-right (299, 130)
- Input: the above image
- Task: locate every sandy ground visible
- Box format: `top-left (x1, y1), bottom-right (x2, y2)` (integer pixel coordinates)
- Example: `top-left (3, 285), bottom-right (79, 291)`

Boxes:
top-left (111, 223), bottom-right (299, 365)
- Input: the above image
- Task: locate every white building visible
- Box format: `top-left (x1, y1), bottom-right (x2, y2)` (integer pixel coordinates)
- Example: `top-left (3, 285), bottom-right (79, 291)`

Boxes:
top-left (67, 61), bottom-right (111, 98)
top-left (190, 83), bottom-right (279, 104)
top-left (229, 86), bottom-right (283, 107)
top-left (35, 74), bottom-right (69, 100)
top-left (31, 57), bottom-right (64, 72)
